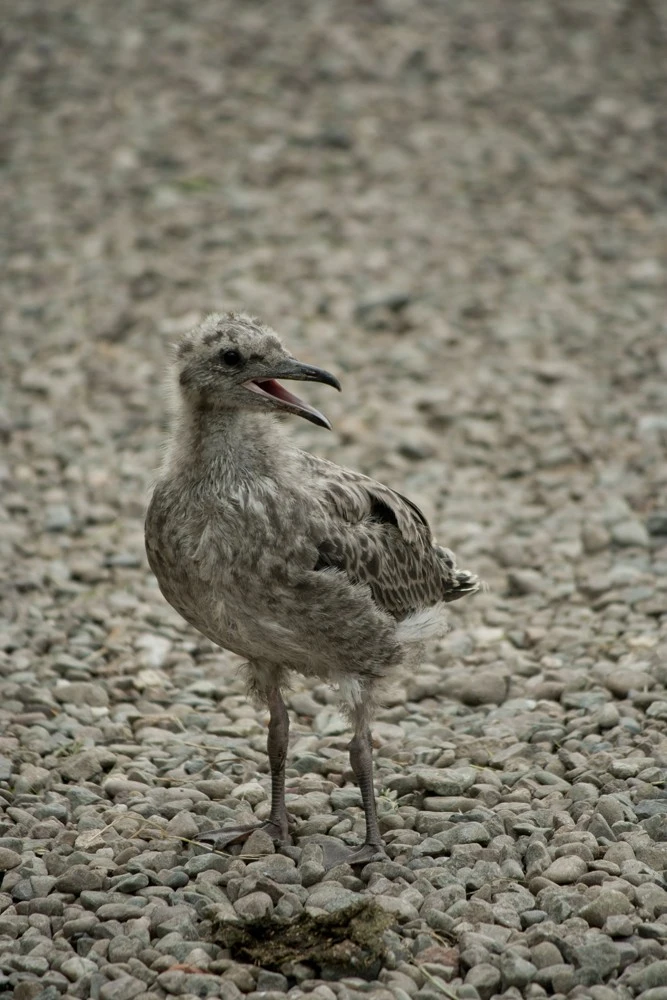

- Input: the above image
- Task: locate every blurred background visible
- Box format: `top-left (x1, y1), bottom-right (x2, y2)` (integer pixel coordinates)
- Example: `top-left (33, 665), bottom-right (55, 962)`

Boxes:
top-left (2, 0), bottom-right (666, 659)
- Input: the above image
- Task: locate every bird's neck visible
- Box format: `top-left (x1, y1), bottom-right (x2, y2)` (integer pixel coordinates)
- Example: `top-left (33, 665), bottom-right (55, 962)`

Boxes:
top-left (164, 404), bottom-right (283, 486)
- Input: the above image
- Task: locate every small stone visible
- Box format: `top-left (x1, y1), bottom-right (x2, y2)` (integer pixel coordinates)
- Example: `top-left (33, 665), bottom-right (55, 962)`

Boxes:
top-left (465, 962), bottom-right (501, 1000)
top-left (99, 976), bottom-right (146, 1000)
top-left (598, 795), bottom-right (627, 826)
top-left (436, 822), bottom-right (491, 850)
top-left (306, 884), bottom-right (363, 915)
top-left (500, 952), bottom-right (537, 989)
top-left (256, 971), bottom-right (289, 992)
top-left (611, 520), bottom-right (650, 547)
top-left (531, 942), bottom-right (563, 969)
top-left (45, 503), bottom-right (73, 531)
top-left (96, 902), bottom-right (148, 921)
top-left (373, 894), bottom-right (420, 922)
top-left (165, 811), bottom-right (199, 840)
top-left (605, 914), bottom-right (634, 937)
top-left (230, 780), bottom-right (267, 805)
top-left (59, 748), bottom-right (116, 782)
top-left (596, 703), bottom-right (620, 729)
top-left (61, 956), bottom-right (98, 981)
top-left (419, 767), bottom-right (477, 796)
top-left (535, 963), bottom-right (576, 993)
top-left (233, 891), bottom-right (273, 919)
top-left (507, 569), bottom-right (544, 595)
top-left (566, 935), bottom-right (621, 979)
top-left (54, 866), bottom-right (106, 894)
top-left (195, 778), bottom-right (235, 799)
top-left (0, 849), bottom-right (21, 872)
top-left (541, 855), bottom-right (588, 884)
top-left (646, 512), bottom-right (667, 536)
top-left (245, 854), bottom-right (299, 882)
top-left (605, 669), bottom-right (654, 697)
top-left (521, 910), bottom-right (547, 927)
top-left (581, 522), bottom-right (610, 554)
top-left (447, 671), bottom-right (508, 706)
top-left (53, 681), bottom-right (109, 707)
top-left (579, 889), bottom-right (634, 927)
top-left (243, 829), bottom-right (275, 856)
top-left (629, 961), bottom-right (667, 991)
top-left (112, 873), bottom-right (150, 894)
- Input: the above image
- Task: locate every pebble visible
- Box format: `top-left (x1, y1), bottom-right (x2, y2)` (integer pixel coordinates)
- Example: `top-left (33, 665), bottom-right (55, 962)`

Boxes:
top-left (579, 889), bottom-right (634, 927)
top-left (541, 856), bottom-right (588, 885)
top-left (305, 885), bottom-right (363, 915)
top-left (233, 891), bottom-right (274, 919)
top-left (629, 961), bottom-right (667, 992)
top-left (53, 866), bottom-right (106, 894)
top-left (500, 952), bottom-right (537, 988)
top-left (611, 520), bottom-right (650, 547)
top-left (418, 768), bottom-right (477, 796)
top-left (446, 671), bottom-right (509, 706)
top-left (0, 849), bottom-right (21, 872)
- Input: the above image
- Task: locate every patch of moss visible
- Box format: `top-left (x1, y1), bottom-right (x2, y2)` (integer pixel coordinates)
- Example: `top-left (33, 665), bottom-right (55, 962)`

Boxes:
top-left (215, 900), bottom-right (393, 981)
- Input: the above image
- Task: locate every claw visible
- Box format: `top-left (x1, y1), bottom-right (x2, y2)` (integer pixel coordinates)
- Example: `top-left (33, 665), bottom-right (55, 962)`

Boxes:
top-left (320, 840), bottom-right (388, 871)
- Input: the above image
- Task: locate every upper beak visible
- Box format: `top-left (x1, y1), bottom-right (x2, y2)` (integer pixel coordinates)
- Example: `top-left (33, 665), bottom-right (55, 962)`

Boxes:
top-left (244, 357), bottom-right (341, 430)
top-left (280, 360), bottom-right (341, 390)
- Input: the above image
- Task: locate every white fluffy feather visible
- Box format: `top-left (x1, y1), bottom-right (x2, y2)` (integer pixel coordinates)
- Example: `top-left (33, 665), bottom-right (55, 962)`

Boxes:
top-left (396, 604), bottom-right (450, 644)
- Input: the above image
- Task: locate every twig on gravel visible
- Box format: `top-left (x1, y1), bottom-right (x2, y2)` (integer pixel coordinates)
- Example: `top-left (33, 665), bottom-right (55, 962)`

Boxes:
top-left (132, 820), bottom-right (269, 860)
top-left (419, 966), bottom-right (460, 1000)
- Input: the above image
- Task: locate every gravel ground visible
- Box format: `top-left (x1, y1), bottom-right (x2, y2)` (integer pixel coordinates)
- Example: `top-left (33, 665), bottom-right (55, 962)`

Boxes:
top-left (2, 2), bottom-right (667, 999)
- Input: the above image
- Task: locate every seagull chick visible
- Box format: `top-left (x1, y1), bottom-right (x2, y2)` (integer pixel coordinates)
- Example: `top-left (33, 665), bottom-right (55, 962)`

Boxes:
top-left (145, 312), bottom-right (479, 866)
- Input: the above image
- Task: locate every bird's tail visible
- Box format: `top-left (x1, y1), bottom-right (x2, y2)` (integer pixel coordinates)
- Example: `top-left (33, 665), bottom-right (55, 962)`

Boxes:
top-left (444, 567), bottom-right (481, 603)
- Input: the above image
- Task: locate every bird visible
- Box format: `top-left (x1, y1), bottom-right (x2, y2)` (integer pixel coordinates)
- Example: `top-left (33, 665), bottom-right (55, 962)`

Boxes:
top-left (145, 311), bottom-right (479, 867)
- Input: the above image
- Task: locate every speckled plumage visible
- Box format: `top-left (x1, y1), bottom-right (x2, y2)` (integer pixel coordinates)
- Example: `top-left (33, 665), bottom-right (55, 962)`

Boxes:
top-left (145, 312), bottom-right (479, 862)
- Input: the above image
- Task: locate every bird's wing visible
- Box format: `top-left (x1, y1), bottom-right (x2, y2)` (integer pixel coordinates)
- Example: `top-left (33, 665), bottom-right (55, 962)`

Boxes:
top-left (299, 452), bottom-right (479, 619)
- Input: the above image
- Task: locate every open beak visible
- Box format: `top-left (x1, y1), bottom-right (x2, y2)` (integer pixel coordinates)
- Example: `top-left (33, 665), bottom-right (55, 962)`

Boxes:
top-left (243, 359), bottom-right (341, 430)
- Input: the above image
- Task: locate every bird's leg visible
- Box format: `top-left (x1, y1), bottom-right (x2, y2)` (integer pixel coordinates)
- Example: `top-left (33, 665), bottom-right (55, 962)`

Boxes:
top-left (346, 718), bottom-right (387, 864)
top-left (265, 684), bottom-right (290, 841)
top-left (322, 708), bottom-right (388, 870)
top-left (196, 684), bottom-right (290, 850)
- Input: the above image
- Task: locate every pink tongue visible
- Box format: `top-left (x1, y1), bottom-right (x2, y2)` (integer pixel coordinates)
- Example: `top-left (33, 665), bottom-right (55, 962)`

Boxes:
top-left (257, 379), bottom-right (306, 407)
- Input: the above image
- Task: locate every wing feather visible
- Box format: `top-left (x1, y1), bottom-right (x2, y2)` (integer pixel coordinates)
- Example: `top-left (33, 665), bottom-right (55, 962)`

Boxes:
top-left (300, 452), bottom-right (479, 619)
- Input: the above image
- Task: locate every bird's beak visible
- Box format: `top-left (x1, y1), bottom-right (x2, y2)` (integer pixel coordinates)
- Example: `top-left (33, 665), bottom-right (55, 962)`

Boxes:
top-left (243, 358), bottom-right (341, 430)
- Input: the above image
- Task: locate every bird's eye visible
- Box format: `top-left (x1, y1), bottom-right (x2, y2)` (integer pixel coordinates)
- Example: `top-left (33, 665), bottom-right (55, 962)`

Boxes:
top-left (219, 348), bottom-right (242, 367)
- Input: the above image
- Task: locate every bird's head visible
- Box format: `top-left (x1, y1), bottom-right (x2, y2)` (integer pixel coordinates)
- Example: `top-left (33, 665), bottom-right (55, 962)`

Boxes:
top-left (174, 312), bottom-right (341, 429)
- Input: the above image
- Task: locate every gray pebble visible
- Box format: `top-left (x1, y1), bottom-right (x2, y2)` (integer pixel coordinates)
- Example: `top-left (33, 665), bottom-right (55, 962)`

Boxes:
top-left (541, 856), bottom-right (587, 884)
top-left (611, 520), bottom-right (650, 547)
top-left (417, 767), bottom-right (477, 797)
top-left (233, 891), bottom-right (273, 919)
top-left (306, 884), bottom-right (363, 915)
top-left (0, 849), bottom-right (21, 872)
top-left (98, 977), bottom-right (146, 1000)
top-left (500, 951), bottom-right (537, 988)
top-left (257, 970), bottom-right (289, 991)
top-left (579, 889), bottom-right (634, 927)
top-left (629, 961), bottom-right (667, 992)
top-left (54, 865), bottom-right (106, 894)
top-left (464, 962), bottom-right (501, 1000)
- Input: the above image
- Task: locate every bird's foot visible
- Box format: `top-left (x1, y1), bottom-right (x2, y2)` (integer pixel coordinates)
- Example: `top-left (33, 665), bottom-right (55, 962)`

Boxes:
top-left (321, 840), bottom-right (388, 871)
top-left (195, 819), bottom-right (288, 851)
